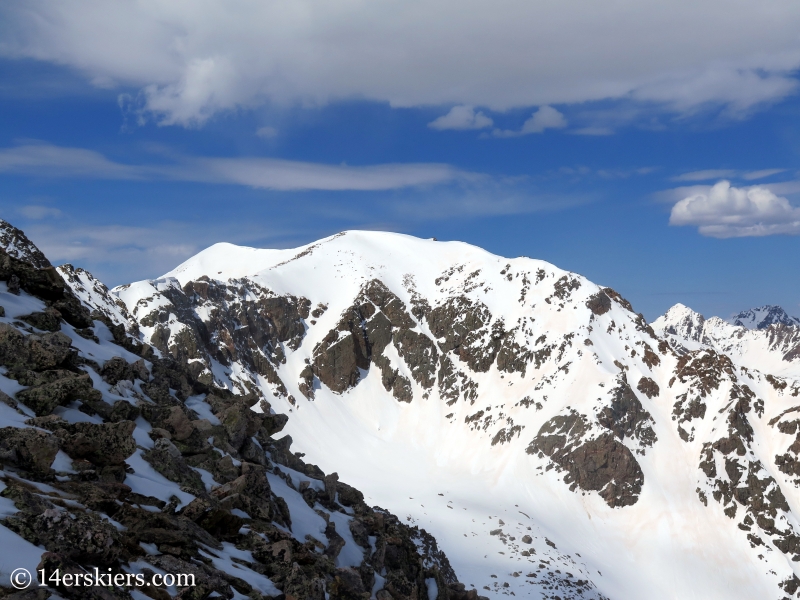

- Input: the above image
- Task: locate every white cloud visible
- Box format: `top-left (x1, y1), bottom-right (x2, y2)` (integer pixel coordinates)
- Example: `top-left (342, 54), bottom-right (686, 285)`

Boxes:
top-left (0, 142), bottom-right (139, 179)
top-left (672, 168), bottom-right (787, 182)
top-left (743, 168), bottom-right (787, 181)
top-left (3, 1), bottom-right (800, 125)
top-left (16, 205), bottom-right (62, 219)
top-left (190, 157), bottom-right (468, 191)
top-left (428, 105), bottom-right (493, 130)
top-left (669, 180), bottom-right (800, 237)
top-left (256, 126), bottom-right (278, 139)
top-left (570, 127), bottom-right (615, 136)
top-left (672, 169), bottom-right (737, 182)
top-left (0, 142), bottom-right (471, 191)
top-left (492, 106), bottom-right (567, 137)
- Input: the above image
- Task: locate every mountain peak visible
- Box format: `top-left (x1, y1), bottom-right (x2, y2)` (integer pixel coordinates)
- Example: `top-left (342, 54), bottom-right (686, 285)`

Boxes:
top-left (0, 218), bottom-right (52, 270)
top-left (651, 302), bottom-right (706, 342)
top-left (730, 305), bottom-right (800, 329)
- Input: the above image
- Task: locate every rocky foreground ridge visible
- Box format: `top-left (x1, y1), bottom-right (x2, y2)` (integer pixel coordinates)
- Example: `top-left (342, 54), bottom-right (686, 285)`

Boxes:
top-left (0, 219), bottom-right (478, 600)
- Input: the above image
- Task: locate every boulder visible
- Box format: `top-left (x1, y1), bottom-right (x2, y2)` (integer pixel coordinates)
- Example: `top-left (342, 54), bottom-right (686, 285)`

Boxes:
top-left (0, 427), bottom-right (59, 473)
top-left (100, 356), bottom-right (135, 385)
top-left (219, 401), bottom-right (263, 450)
top-left (0, 324), bottom-right (75, 372)
top-left (46, 420), bottom-right (137, 466)
top-left (4, 508), bottom-right (121, 566)
top-left (19, 307), bottom-right (62, 332)
top-left (17, 373), bottom-right (101, 416)
top-left (142, 438), bottom-right (206, 494)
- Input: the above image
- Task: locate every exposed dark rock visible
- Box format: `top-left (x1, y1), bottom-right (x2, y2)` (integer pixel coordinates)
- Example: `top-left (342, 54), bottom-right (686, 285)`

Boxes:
top-left (603, 288), bottom-right (635, 312)
top-left (4, 505), bottom-right (122, 566)
top-left (374, 355), bottom-right (413, 403)
top-left (218, 399), bottom-right (264, 451)
top-left (299, 363), bottom-right (316, 399)
top-left (637, 376), bottom-right (660, 398)
top-left (597, 376), bottom-right (657, 447)
top-left (585, 291), bottom-right (612, 316)
top-left (672, 350), bottom-right (736, 397)
top-left (0, 427), bottom-right (59, 473)
top-left (44, 420), bottom-right (137, 466)
top-left (427, 296), bottom-right (503, 372)
top-left (528, 410), bottom-right (644, 507)
top-left (393, 328), bottom-right (437, 389)
top-left (313, 315), bottom-right (369, 394)
top-left (143, 438), bottom-right (206, 494)
top-left (17, 373), bottom-right (102, 416)
top-left (101, 356), bottom-right (138, 385)
top-left (0, 324), bottom-right (76, 372)
top-left (19, 308), bottom-right (62, 332)
top-left (672, 393), bottom-right (706, 442)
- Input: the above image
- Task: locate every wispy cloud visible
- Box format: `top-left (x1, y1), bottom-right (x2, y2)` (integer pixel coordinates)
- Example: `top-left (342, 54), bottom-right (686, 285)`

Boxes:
top-left (0, 142), bottom-right (474, 191)
top-left (742, 168), bottom-right (787, 181)
top-left (669, 180), bottom-right (800, 237)
top-left (16, 205), bottom-right (62, 219)
top-left (671, 169), bottom-right (737, 182)
top-left (0, 143), bottom-right (141, 179)
top-left (672, 168), bottom-right (787, 182)
top-left (255, 126), bottom-right (278, 139)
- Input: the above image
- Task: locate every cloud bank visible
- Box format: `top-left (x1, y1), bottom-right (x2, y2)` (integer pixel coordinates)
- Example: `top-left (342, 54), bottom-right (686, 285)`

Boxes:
top-left (2, 1), bottom-right (800, 125)
top-left (670, 180), bottom-right (800, 237)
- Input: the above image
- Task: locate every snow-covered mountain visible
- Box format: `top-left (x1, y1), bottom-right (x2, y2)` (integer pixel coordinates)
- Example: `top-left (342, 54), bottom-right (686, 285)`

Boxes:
top-left (96, 230), bottom-right (800, 600)
top-left (653, 303), bottom-right (800, 378)
top-left (0, 220), bottom-right (472, 600)
top-left (731, 306), bottom-right (800, 330)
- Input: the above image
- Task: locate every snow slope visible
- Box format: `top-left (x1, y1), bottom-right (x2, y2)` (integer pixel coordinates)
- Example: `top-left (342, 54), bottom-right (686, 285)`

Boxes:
top-left (112, 231), bottom-right (800, 599)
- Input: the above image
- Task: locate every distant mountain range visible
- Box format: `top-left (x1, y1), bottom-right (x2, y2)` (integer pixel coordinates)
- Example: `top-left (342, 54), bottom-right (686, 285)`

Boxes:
top-left (731, 305), bottom-right (800, 330)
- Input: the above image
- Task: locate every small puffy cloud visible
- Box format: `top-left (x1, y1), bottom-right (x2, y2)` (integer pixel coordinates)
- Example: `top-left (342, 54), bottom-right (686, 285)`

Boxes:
top-left (256, 126), bottom-right (278, 139)
top-left (669, 180), bottom-right (800, 237)
top-left (492, 106), bottom-right (566, 138)
top-left (428, 106), bottom-right (493, 130)
top-left (17, 205), bottom-right (62, 219)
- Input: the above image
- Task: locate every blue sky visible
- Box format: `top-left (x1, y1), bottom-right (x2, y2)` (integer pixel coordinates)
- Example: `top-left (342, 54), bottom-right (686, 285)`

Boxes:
top-left (1, 1), bottom-right (799, 321)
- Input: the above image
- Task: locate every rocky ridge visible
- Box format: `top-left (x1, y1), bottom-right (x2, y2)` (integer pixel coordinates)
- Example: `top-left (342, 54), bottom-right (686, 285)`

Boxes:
top-left (0, 220), bottom-right (477, 600)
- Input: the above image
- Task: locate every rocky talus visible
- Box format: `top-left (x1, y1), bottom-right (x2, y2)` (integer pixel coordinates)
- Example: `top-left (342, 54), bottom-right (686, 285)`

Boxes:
top-left (0, 220), bottom-right (479, 600)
